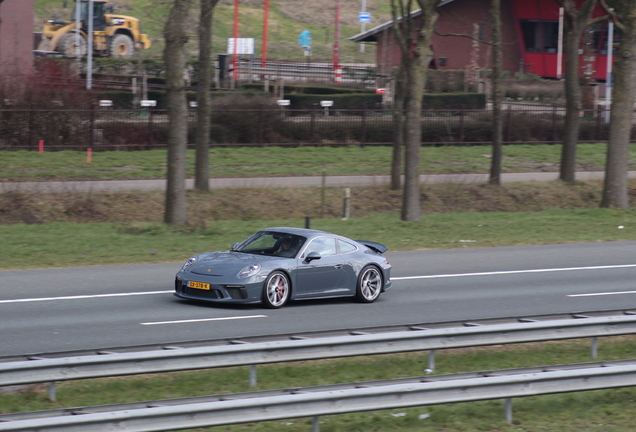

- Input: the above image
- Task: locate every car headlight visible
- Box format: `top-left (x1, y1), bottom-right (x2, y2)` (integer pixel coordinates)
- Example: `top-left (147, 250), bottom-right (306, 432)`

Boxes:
top-left (238, 263), bottom-right (261, 279)
top-left (181, 256), bottom-right (197, 271)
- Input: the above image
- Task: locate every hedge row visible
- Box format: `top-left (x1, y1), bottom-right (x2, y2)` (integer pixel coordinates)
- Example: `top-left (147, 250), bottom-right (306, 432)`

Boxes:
top-left (0, 110), bottom-right (613, 149)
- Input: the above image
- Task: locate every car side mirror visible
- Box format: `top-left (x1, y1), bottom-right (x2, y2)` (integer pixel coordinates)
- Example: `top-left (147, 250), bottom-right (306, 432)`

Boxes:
top-left (305, 251), bottom-right (321, 262)
top-left (231, 242), bottom-right (239, 251)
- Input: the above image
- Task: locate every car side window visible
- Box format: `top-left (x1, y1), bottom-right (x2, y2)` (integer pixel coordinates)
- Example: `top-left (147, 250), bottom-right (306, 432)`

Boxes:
top-left (337, 239), bottom-right (357, 254)
top-left (306, 237), bottom-right (337, 257)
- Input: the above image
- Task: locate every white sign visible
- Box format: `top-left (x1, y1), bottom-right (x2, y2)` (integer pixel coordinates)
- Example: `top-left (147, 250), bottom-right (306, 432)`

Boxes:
top-left (227, 38), bottom-right (255, 55)
top-left (358, 12), bottom-right (371, 23)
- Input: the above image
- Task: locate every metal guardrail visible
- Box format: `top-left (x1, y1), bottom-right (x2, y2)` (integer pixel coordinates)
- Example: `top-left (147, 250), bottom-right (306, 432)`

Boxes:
top-left (2, 360), bottom-right (636, 431)
top-left (2, 308), bottom-right (631, 363)
top-left (2, 314), bottom-right (636, 388)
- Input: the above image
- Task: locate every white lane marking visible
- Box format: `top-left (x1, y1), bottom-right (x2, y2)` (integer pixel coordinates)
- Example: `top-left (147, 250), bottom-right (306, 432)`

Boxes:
top-left (569, 291), bottom-right (636, 298)
top-left (141, 315), bottom-right (267, 326)
top-left (0, 290), bottom-right (172, 304)
top-left (4, 263), bottom-right (636, 304)
top-left (391, 264), bottom-right (636, 281)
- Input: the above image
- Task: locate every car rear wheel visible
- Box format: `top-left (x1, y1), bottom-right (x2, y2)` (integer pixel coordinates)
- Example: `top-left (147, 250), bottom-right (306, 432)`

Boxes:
top-left (355, 265), bottom-right (382, 303)
top-left (263, 271), bottom-right (290, 308)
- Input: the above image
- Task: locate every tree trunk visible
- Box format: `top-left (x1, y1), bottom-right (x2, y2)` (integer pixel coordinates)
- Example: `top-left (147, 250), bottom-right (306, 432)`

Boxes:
top-left (557, 0), bottom-right (597, 182)
top-left (560, 23), bottom-right (582, 182)
top-left (601, 1), bottom-right (636, 208)
top-left (194, 0), bottom-right (220, 192)
top-left (391, 67), bottom-right (405, 190)
top-left (163, 0), bottom-right (191, 225)
top-left (401, 56), bottom-right (426, 222)
top-left (489, 0), bottom-right (503, 185)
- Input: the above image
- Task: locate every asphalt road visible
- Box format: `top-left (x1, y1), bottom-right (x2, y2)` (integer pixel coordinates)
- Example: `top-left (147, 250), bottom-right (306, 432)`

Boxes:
top-left (2, 241), bottom-right (636, 357)
top-left (5, 171), bottom-right (636, 192)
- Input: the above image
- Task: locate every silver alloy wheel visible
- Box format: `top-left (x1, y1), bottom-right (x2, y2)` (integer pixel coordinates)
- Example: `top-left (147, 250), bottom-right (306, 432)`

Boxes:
top-left (356, 266), bottom-right (382, 303)
top-left (263, 271), bottom-right (290, 308)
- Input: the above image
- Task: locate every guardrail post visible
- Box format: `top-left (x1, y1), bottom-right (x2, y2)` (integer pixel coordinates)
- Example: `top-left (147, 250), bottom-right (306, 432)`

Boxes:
top-left (505, 105), bottom-right (513, 143)
top-left (312, 416), bottom-right (320, 432)
top-left (504, 397), bottom-right (512, 423)
top-left (591, 337), bottom-right (598, 358)
top-left (28, 104), bottom-right (36, 149)
top-left (458, 105), bottom-right (465, 143)
top-left (257, 104), bottom-right (264, 147)
top-left (310, 104), bottom-right (317, 144)
top-left (360, 105), bottom-right (367, 147)
top-left (427, 349), bottom-right (435, 372)
top-left (147, 108), bottom-right (154, 148)
top-left (551, 105), bottom-right (558, 143)
top-left (250, 365), bottom-right (257, 387)
top-left (48, 382), bottom-right (56, 401)
top-left (89, 101), bottom-right (96, 149)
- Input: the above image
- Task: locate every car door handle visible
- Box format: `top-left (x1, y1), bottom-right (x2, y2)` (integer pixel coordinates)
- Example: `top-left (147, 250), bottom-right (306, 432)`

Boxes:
top-left (334, 265), bottom-right (343, 269)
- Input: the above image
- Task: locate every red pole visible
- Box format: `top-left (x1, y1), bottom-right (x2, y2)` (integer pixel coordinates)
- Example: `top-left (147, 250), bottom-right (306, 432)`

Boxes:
top-left (333, 0), bottom-right (341, 72)
top-left (262, 0), bottom-right (270, 68)
top-left (233, 0), bottom-right (239, 80)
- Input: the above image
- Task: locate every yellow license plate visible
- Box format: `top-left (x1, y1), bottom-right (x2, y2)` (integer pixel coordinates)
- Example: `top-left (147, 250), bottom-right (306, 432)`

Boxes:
top-left (188, 281), bottom-right (211, 290)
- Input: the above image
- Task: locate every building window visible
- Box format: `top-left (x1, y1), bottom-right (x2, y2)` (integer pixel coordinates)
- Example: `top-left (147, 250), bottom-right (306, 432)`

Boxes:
top-left (478, 24), bottom-right (485, 42)
top-left (543, 21), bottom-right (559, 53)
top-left (520, 20), bottom-right (559, 53)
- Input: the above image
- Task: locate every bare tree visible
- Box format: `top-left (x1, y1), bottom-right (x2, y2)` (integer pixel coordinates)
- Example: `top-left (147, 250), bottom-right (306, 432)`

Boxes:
top-left (163, 0), bottom-right (191, 224)
top-left (194, 0), bottom-right (220, 192)
top-left (390, 66), bottom-right (405, 191)
top-left (489, 0), bottom-right (503, 185)
top-left (555, 0), bottom-right (600, 182)
top-left (390, 0), bottom-right (442, 222)
top-left (600, 0), bottom-right (636, 208)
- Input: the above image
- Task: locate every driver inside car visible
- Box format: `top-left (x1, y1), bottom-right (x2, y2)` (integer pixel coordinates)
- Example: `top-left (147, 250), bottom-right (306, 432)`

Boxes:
top-left (275, 237), bottom-right (298, 257)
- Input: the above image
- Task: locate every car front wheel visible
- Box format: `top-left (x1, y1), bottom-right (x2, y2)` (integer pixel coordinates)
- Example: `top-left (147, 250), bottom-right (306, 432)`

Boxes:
top-left (355, 265), bottom-right (382, 303)
top-left (263, 271), bottom-right (290, 308)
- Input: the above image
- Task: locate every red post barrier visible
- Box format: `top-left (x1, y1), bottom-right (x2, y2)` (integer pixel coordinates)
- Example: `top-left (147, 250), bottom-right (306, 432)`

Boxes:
top-left (39, 140), bottom-right (44, 153)
top-left (87, 148), bottom-right (92, 163)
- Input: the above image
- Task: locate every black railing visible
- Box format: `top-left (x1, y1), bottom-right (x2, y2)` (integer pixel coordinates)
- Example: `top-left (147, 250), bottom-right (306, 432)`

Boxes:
top-left (0, 104), bottom-right (622, 151)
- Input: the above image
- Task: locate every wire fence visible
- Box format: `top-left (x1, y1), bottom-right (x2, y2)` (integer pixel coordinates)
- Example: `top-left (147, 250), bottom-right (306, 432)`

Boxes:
top-left (0, 104), bottom-right (621, 151)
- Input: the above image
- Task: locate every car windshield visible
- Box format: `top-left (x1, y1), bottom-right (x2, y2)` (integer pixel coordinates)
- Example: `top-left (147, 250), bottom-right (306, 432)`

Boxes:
top-left (235, 231), bottom-right (306, 258)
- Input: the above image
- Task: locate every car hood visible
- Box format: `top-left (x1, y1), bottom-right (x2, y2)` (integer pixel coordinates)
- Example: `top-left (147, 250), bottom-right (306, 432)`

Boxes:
top-left (188, 251), bottom-right (275, 276)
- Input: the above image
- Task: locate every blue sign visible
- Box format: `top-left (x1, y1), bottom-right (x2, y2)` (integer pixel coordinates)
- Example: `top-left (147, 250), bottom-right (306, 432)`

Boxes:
top-left (298, 30), bottom-right (311, 47)
top-left (358, 12), bottom-right (371, 23)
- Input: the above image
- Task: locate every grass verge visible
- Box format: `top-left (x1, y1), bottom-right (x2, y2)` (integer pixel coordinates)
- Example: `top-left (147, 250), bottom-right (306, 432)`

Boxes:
top-left (2, 208), bottom-right (636, 270)
top-left (2, 337), bottom-right (636, 431)
top-left (3, 143), bottom-right (635, 181)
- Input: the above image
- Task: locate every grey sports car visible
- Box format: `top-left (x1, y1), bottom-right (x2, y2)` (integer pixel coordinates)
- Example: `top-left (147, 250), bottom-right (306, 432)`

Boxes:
top-left (174, 227), bottom-right (392, 308)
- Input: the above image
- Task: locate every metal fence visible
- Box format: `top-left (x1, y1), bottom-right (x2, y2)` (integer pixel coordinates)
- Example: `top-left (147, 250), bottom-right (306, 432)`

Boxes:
top-left (0, 104), bottom-right (622, 151)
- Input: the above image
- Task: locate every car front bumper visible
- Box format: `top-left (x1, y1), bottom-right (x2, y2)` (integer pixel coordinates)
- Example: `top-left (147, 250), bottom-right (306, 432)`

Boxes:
top-left (174, 276), bottom-right (263, 304)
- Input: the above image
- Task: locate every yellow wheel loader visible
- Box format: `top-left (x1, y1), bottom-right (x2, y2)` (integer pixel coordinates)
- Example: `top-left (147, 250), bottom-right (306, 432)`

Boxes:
top-left (37, 0), bottom-right (151, 58)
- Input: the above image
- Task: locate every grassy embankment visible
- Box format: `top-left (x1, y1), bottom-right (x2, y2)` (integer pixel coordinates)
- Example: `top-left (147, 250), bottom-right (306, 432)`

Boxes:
top-left (2, 144), bottom-right (636, 270)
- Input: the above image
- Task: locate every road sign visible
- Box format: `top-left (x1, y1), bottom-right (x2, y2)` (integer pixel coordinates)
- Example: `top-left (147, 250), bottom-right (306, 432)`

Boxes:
top-left (298, 30), bottom-right (311, 47)
top-left (358, 12), bottom-right (371, 23)
top-left (227, 38), bottom-right (254, 55)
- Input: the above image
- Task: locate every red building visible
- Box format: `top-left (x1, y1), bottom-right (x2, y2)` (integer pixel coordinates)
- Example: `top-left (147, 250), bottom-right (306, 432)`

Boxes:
top-left (0, 0), bottom-right (35, 75)
top-left (351, 0), bottom-right (613, 81)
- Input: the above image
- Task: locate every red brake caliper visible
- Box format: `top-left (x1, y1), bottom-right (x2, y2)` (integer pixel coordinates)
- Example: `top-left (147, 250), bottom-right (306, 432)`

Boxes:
top-left (277, 278), bottom-right (284, 301)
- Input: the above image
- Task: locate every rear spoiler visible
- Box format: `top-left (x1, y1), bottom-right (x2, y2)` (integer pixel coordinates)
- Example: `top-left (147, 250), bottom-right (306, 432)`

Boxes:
top-left (355, 240), bottom-right (388, 254)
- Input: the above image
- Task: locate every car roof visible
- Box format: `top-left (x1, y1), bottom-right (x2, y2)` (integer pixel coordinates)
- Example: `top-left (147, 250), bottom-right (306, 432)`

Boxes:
top-left (263, 227), bottom-right (337, 239)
